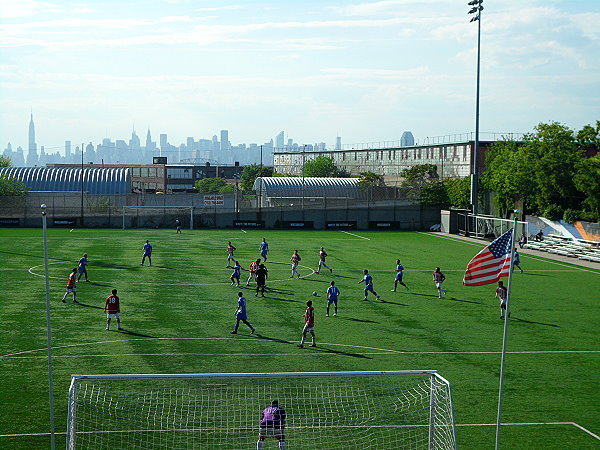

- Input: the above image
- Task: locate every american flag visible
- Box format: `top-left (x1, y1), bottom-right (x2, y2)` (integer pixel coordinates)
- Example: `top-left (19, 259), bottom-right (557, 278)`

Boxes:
top-left (463, 229), bottom-right (514, 286)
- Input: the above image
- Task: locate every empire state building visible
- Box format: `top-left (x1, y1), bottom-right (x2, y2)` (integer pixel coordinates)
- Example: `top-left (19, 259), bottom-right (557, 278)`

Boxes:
top-left (26, 113), bottom-right (38, 166)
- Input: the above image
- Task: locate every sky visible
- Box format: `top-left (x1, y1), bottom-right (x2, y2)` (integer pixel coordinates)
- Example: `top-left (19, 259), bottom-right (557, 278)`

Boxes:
top-left (1, 0), bottom-right (599, 154)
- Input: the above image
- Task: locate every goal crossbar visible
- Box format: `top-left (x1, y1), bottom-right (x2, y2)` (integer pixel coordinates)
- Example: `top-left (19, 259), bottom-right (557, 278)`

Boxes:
top-left (122, 205), bottom-right (194, 229)
top-left (67, 370), bottom-right (457, 449)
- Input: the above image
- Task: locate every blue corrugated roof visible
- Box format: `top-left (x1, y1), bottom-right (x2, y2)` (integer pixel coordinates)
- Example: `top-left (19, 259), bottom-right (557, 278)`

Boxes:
top-left (0, 167), bottom-right (131, 194)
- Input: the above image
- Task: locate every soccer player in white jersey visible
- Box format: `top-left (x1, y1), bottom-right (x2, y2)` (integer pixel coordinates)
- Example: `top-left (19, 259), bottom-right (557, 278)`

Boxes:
top-left (496, 280), bottom-right (510, 320)
top-left (226, 241), bottom-right (237, 268)
top-left (433, 267), bottom-right (447, 298)
top-left (393, 259), bottom-right (409, 291)
top-left (326, 281), bottom-right (340, 317)
top-left (290, 250), bottom-right (301, 278)
top-left (359, 269), bottom-right (380, 301)
top-left (316, 247), bottom-right (332, 274)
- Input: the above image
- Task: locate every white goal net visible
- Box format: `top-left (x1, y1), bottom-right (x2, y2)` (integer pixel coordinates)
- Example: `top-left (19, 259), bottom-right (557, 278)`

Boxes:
top-left (122, 206), bottom-right (194, 230)
top-left (67, 371), bottom-right (457, 449)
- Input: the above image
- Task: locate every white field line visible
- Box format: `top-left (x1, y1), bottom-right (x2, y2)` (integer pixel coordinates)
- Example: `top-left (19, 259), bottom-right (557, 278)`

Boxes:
top-left (418, 232), bottom-right (600, 275)
top-left (2, 336), bottom-right (599, 358)
top-left (1, 422), bottom-right (597, 439)
top-left (5, 349), bottom-right (600, 359)
top-left (340, 230), bottom-right (370, 240)
top-left (27, 261), bottom-right (317, 285)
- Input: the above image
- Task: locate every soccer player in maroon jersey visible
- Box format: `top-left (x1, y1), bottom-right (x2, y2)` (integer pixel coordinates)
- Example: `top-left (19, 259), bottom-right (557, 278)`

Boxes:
top-left (257, 400), bottom-right (286, 450)
top-left (104, 289), bottom-right (123, 331)
top-left (61, 268), bottom-right (78, 303)
top-left (433, 267), bottom-right (447, 298)
top-left (496, 281), bottom-right (510, 320)
top-left (298, 300), bottom-right (316, 348)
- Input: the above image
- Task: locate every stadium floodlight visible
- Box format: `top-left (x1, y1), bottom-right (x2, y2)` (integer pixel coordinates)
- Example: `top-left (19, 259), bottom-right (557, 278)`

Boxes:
top-left (67, 371), bottom-right (457, 449)
top-left (468, 0), bottom-right (483, 215)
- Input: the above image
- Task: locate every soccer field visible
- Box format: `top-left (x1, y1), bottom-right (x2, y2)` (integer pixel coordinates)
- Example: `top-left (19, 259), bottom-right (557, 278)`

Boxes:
top-left (0, 228), bottom-right (599, 449)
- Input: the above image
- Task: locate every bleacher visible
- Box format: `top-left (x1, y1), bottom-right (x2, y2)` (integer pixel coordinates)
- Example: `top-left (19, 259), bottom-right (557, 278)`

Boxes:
top-left (524, 234), bottom-right (600, 263)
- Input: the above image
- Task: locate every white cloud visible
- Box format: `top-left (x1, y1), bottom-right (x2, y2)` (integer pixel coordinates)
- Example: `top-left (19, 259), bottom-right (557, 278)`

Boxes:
top-left (0, 0), bottom-right (60, 18)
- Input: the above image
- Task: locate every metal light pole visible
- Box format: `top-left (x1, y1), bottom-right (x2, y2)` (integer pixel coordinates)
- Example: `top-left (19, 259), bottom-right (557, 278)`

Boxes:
top-left (41, 204), bottom-right (56, 449)
top-left (80, 143), bottom-right (84, 226)
top-left (259, 145), bottom-right (263, 216)
top-left (301, 145), bottom-right (306, 213)
top-left (468, 0), bottom-right (483, 215)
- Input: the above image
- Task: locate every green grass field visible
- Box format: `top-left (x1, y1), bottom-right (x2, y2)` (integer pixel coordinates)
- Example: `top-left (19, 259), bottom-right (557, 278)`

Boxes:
top-left (1, 228), bottom-right (599, 449)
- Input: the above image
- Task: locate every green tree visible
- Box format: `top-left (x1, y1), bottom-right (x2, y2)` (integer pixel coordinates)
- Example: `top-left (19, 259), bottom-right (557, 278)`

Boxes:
top-left (445, 176), bottom-right (472, 209)
top-left (0, 156), bottom-right (12, 167)
top-left (302, 156), bottom-right (341, 177)
top-left (577, 121), bottom-right (600, 149)
top-left (482, 139), bottom-right (535, 216)
top-left (240, 164), bottom-right (273, 191)
top-left (573, 154), bottom-right (600, 222)
top-left (357, 171), bottom-right (385, 190)
top-left (194, 177), bottom-right (233, 194)
top-left (400, 164), bottom-right (439, 201)
top-left (0, 174), bottom-right (28, 196)
top-left (419, 180), bottom-right (451, 208)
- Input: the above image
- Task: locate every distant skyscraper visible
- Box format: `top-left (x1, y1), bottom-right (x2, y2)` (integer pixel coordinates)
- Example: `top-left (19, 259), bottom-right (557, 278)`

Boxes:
top-left (400, 131), bottom-right (415, 147)
top-left (275, 131), bottom-right (285, 150)
top-left (220, 130), bottom-right (229, 151)
top-left (26, 112), bottom-right (38, 166)
top-left (65, 140), bottom-right (71, 158)
top-left (335, 136), bottom-right (341, 150)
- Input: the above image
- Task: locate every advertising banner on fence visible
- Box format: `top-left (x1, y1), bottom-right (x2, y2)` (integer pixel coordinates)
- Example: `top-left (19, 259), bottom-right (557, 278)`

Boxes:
top-left (204, 195), bottom-right (224, 206)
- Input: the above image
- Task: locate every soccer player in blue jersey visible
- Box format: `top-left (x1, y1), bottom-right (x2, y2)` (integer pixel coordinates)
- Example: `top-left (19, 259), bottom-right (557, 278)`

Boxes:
top-left (326, 280), bottom-right (340, 317)
top-left (259, 238), bottom-right (269, 261)
top-left (513, 248), bottom-right (524, 273)
top-left (230, 261), bottom-right (246, 287)
top-left (393, 259), bottom-right (409, 291)
top-left (141, 240), bottom-right (152, 266)
top-left (359, 269), bottom-right (380, 301)
top-left (257, 400), bottom-right (286, 450)
top-left (77, 253), bottom-right (89, 282)
top-left (231, 292), bottom-right (255, 335)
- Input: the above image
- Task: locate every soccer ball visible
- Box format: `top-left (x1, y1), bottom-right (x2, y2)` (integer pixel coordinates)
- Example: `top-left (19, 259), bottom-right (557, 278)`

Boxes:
top-left (312, 291), bottom-right (318, 297)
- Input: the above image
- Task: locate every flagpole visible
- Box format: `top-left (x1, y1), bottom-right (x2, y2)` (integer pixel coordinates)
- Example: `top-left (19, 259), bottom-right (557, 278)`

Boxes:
top-left (495, 210), bottom-right (518, 450)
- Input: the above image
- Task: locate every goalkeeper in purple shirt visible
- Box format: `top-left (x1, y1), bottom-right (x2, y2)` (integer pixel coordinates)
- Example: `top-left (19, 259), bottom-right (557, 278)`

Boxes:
top-left (257, 400), bottom-right (286, 450)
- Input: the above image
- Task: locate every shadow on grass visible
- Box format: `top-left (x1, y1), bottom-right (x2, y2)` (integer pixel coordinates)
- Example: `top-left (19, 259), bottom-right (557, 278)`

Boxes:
top-left (74, 302), bottom-right (103, 310)
top-left (379, 299), bottom-right (408, 306)
top-left (266, 287), bottom-right (295, 295)
top-left (409, 292), bottom-right (440, 298)
top-left (518, 272), bottom-right (549, 277)
top-left (447, 297), bottom-right (481, 305)
top-left (310, 346), bottom-right (371, 359)
top-left (342, 317), bottom-right (379, 324)
top-left (332, 274), bottom-right (354, 279)
top-left (93, 261), bottom-right (143, 271)
top-left (114, 329), bottom-right (159, 338)
top-left (1, 251), bottom-right (71, 262)
top-left (252, 334), bottom-right (294, 345)
top-left (512, 316), bottom-right (559, 327)
top-left (269, 297), bottom-right (302, 303)
top-left (302, 278), bottom-right (329, 284)
top-left (87, 281), bottom-right (112, 287)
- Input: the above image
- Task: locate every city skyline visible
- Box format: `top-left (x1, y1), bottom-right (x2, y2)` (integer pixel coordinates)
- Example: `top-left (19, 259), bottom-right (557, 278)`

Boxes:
top-left (1, 0), bottom-right (599, 151)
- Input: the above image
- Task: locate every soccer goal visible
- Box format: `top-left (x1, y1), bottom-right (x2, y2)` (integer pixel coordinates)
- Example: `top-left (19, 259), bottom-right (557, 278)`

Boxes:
top-left (122, 206), bottom-right (194, 230)
top-left (66, 370), bottom-right (457, 449)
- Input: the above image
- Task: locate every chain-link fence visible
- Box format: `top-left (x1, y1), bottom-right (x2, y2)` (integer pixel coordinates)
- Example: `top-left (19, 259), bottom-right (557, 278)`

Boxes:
top-left (0, 188), bottom-right (439, 230)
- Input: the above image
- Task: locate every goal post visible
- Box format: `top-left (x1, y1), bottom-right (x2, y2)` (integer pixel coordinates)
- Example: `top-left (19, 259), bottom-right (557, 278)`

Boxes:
top-left (122, 206), bottom-right (194, 230)
top-left (67, 370), bottom-right (457, 449)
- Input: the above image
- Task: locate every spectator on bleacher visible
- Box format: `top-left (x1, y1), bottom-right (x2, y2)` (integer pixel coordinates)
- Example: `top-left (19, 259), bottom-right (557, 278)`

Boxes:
top-left (519, 234), bottom-right (527, 249)
top-left (534, 230), bottom-right (544, 242)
